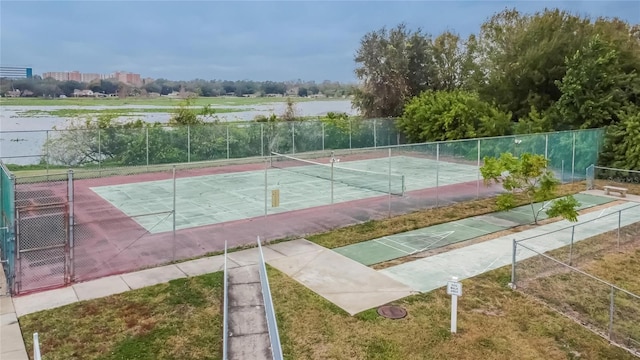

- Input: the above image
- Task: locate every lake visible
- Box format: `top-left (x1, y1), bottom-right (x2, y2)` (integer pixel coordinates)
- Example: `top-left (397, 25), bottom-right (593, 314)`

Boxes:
top-left (0, 100), bottom-right (358, 165)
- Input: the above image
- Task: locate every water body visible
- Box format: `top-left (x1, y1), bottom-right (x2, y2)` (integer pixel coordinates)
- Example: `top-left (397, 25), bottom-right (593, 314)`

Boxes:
top-left (0, 100), bottom-right (358, 165)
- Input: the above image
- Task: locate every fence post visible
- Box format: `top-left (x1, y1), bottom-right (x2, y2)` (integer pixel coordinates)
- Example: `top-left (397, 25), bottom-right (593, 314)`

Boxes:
top-left (33, 333), bottom-right (41, 360)
top-left (569, 225), bottom-right (575, 266)
top-left (145, 127), bottom-right (149, 168)
top-left (261, 123), bottom-right (264, 157)
top-left (45, 130), bottom-right (49, 176)
top-left (67, 169), bottom-right (74, 284)
top-left (321, 122), bottom-right (325, 151)
top-left (511, 239), bottom-right (517, 288)
top-left (609, 286), bottom-right (615, 340)
top-left (571, 131), bottom-right (576, 182)
top-left (226, 125), bottom-right (230, 159)
top-left (545, 134), bottom-right (548, 160)
top-left (477, 139), bottom-right (481, 199)
top-left (561, 160), bottom-right (565, 183)
top-left (436, 143), bottom-right (440, 208)
top-left (617, 210), bottom-right (621, 250)
top-left (9, 174), bottom-right (16, 294)
top-left (98, 127), bottom-right (101, 173)
top-left (349, 119), bottom-right (352, 150)
top-left (373, 119), bottom-right (377, 148)
top-left (172, 166), bottom-right (177, 262)
top-left (292, 122), bottom-right (295, 154)
top-left (187, 125), bottom-right (191, 163)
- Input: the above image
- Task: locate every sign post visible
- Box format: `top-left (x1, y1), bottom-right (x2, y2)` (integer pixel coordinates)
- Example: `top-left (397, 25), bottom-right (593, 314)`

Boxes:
top-left (446, 276), bottom-right (463, 333)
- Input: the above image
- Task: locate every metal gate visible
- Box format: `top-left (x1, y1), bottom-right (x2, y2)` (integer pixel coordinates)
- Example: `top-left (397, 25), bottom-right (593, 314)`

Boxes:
top-left (16, 203), bottom-right (70, 294)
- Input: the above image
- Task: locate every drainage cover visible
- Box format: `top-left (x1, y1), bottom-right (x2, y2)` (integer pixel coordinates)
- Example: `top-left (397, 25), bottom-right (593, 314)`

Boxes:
top-left (377, 305), bottom-right (407, 319)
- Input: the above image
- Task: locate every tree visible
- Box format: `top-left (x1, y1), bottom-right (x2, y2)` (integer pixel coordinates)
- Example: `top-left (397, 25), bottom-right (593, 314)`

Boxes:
top-left (280, 98), bottom-right (298, 121)
top-left (552, 35), bottom-right (637, 130)
top-left (476, 9), bottom-right (592, 120)
top-left (169, 97), bottom-right (205, 126)
top-left (398, 90), bottom-right (512, 142)
top-left (599, 106), bottom-right (640, 170)
top-left (353, 23), bottom-right (436, 118)
top-left (481, 153), bottom-right (581, 224)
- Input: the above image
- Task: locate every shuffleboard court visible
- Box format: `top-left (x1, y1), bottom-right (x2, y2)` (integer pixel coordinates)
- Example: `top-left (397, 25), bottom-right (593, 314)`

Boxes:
top-left (334, 193), bottom-right (614, 265)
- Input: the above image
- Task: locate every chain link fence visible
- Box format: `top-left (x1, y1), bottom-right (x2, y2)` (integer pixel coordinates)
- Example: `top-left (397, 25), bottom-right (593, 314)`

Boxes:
top-left (512, 204), bottom-right (640, 356)
top-left (586, 165), bottom-right (640, 191)
top-left (1, 127), bottom-right (606, 294)
top-left (0, 118), bottom-right (402, 167)
top-left (0, 162), bottom-right (16, 294)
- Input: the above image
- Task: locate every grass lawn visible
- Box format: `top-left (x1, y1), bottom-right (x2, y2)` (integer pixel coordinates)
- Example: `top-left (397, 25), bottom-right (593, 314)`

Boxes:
top-left (18, 183), bottom-right (639, 359)
top-left (19, 253), bottom-right (638, 359)
top-left (0, 96), bottom-right (325, 107)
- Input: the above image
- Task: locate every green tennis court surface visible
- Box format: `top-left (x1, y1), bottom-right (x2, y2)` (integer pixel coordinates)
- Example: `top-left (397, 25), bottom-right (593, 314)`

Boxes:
top-left (333, 193), bottom-right (614, 265)
top-left (90, 155), bottom-right (480, 233)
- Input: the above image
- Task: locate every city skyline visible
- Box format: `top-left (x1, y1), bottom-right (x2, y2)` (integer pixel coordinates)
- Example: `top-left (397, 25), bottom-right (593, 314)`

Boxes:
top-left (42, 70), bottom-right (144, 86)
top-left (1, 1), bottom-right (639, 82)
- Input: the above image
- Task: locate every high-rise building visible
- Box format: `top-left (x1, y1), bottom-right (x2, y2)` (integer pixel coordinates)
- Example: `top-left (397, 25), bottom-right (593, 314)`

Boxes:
top-left (42, 70), bottom-right (144, 85)
top-left (42, 72), bottom-right (69, 81)
top-left (0, 66), bottom-right (33, 79)
top-left (81, 73), bottom-right (101, 83)
top-left (68, 71), bottom-right (82, 82)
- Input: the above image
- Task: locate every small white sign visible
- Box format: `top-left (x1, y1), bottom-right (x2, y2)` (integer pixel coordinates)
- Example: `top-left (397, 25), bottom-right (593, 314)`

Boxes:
top-left (447, 281), bottom-right (462, 296)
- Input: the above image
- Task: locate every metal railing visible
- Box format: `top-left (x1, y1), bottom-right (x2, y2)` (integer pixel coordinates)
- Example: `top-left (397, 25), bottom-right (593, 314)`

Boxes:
top-left (257, 236), bottom-right (283, 360)
top-left (586, 164), bottom-right (640, 190)
top-left (222, 240), bottom-right (229, 360)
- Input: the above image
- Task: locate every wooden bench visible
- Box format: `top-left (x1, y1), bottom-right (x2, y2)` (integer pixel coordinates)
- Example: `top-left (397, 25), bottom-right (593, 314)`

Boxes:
top-left (603, 185), bottom-right (627, 198)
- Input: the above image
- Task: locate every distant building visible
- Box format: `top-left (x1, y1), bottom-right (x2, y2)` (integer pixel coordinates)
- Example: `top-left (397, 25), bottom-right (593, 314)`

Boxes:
top-left (42, 70), bottom-right (143, 85)
top-left (81, 73), bottom-right (101, 83)
top-left (0, 66), bottom-right (33, 79)
top-left (43, 72), bottom-right (70, 81)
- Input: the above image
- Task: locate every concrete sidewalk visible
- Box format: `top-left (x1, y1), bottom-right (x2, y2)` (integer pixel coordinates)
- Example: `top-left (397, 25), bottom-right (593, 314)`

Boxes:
top-left (5, 237), bottom-right (415, 360)
top-left (379, 201), bottom-right (640, 292)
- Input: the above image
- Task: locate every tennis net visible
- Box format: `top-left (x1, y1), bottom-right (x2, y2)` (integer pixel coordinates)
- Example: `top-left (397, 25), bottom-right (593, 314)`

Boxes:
top-left (270, 152), bottom-right (405, 196)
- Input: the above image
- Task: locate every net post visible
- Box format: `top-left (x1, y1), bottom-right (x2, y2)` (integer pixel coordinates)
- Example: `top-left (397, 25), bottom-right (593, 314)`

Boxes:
top-left (330, 158), bottom-right (334, 204)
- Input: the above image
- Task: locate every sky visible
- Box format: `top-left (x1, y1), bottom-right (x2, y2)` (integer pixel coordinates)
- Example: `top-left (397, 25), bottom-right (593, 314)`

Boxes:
top-left (1, 1), bottom-right (639, 82)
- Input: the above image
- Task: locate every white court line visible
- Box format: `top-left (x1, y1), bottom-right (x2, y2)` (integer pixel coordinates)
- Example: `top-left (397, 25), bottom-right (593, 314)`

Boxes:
top-left (454, 221), bottom-right (492, 234)
top-left (373, 239), bottom-right (412, 255)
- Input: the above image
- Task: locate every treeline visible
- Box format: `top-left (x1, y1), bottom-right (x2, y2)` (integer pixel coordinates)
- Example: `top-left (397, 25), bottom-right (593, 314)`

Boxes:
top-left (0, 77), bottom-right (356, 98)
top-left (353, 9), bottom-right (640, 169)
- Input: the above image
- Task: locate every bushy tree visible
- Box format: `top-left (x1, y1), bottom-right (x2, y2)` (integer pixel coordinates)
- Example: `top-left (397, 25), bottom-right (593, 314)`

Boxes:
top-left (398, 90), bottom-right (512, 142)
top-left (481, 153), bottom-right (581, 224)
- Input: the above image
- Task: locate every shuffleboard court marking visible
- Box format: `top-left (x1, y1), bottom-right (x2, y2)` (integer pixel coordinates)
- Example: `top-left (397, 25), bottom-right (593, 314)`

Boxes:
top-left (373, 239), bottom-right (414, 255)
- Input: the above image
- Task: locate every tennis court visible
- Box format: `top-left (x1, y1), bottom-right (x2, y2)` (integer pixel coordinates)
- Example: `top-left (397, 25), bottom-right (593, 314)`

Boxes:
top-left (334, 193), bottom-right (615, 265)
top-left (90, 153), bottom-right (482, 234)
